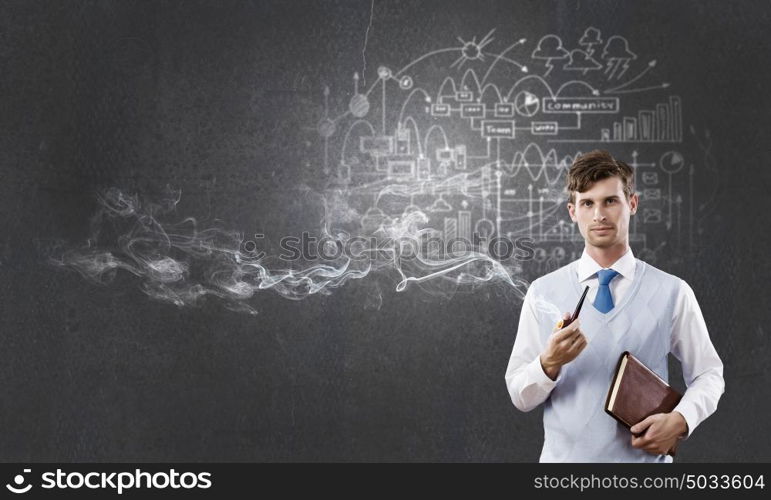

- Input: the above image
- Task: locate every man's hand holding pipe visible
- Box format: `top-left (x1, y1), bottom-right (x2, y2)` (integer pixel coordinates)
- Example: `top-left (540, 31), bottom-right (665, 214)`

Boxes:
top-left (539, 312), bottom-right (588, 380)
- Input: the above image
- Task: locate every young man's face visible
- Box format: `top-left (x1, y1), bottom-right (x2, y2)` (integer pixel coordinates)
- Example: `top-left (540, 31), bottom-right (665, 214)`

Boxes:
top-left (567, 176), bottom-right (638, 249)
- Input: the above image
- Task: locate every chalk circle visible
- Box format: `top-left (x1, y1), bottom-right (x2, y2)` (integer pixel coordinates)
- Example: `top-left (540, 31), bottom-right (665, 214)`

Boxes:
top-left (14, 475), bottom-right (24, 485)
top-left (534, 247), bottom-right (547, 262)
top-left (241, 240), bottom-right (257, 254)
top-left (377, 66), bottom-right (392, 80)
top-left (514, 90), bottom-right (539, 117)
top-left (551, 246), bottom-right (566, 260)
top-left (399, 76), bottom-right (413, 90)
top-left (475, 218), bottom-right (495, 239)
top-left (659, 151), bottom-right (684, 175)
top-left (317, 118), bottom-right (336, 138)
top-left (349, 94), bottom-right (370, 117)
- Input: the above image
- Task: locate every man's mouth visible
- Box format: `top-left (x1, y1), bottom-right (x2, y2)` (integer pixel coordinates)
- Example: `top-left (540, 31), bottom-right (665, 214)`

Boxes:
top-left (591, 226), bottom-right (613, 232)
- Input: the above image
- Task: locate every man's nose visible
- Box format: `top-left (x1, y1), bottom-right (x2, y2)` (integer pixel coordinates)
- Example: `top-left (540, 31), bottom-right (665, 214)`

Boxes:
top-left (593, 206), bottom-right (607, 222)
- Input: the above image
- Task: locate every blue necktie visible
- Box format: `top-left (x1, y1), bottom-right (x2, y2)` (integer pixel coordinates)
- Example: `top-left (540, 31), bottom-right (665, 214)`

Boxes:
top-left (594, 269), bottom-right (620, 313)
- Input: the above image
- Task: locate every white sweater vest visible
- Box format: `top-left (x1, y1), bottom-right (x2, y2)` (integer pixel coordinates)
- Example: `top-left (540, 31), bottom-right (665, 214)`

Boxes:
top-left (529, 258), bottom-right (681, 462)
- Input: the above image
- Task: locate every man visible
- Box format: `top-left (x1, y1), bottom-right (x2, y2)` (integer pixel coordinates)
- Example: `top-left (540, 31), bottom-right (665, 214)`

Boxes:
top-left (504, 150), bottom-right (724, 462)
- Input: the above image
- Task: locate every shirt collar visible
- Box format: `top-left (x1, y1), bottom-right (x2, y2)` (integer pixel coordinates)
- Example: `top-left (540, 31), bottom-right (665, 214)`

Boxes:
top-left (577, 247), bottom-right (636, 282)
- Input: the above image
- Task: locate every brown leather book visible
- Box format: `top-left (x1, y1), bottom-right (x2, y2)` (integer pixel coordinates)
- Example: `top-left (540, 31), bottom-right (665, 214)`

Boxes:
top-left (605, 352), bottom-right (683, 456)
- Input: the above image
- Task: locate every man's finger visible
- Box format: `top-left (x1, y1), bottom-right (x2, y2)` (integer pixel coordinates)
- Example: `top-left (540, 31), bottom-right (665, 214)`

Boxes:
top-left (631, 416), bottom-right (655, 434)
top-left (568, 336), bottom-right (587, 354)
top-left (631, 435), bottom-right (651, 448)
top-left (559, 333), bottom-right (583, 351)
top-left (553, 322), bottom-right (582, 342)
top-left (566, 334), bottom-right (585, 350)
top-left (556, 332), bottom-right (583, 353)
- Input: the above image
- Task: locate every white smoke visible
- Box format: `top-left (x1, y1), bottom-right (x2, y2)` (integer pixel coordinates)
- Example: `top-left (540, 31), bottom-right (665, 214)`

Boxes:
top-left (49, 187), bottom-right (530, 314)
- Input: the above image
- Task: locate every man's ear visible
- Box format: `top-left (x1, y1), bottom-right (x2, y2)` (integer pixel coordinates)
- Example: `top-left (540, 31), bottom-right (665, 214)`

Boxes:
top-left (567, 201), bottom-right (577, 222)
top-left (629, 192), bottom-right (639, 215)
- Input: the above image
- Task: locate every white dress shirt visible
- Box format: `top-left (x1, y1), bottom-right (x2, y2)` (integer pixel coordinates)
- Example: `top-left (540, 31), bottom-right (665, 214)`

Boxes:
top-left (505, 247), bottom-right (725, 437)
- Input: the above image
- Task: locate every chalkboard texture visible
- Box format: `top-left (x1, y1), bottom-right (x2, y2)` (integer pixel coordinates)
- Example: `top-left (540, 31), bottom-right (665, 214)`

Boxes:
top-left (1, 0), bottom-right (769, 461)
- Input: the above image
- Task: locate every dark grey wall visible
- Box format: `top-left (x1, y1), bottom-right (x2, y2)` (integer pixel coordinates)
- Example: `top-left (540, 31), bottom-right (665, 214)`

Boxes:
top-left (1, 0), bottom-right (769, 461)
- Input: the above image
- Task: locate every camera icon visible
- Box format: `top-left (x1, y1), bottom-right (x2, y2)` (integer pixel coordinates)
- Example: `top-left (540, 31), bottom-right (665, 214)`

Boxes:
top-left (6, 469), bottom-right (32, 494)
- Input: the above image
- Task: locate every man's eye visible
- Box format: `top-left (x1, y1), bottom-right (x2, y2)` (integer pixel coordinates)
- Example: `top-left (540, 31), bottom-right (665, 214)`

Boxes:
top-left (583, 201), bottom-right (592, 206)
top-left (606, 199), bottom-right (616, 204)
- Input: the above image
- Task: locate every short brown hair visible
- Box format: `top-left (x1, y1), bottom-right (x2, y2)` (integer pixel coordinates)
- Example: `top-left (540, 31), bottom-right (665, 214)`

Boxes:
top-left (566, 150), bottom-right (635, 204)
